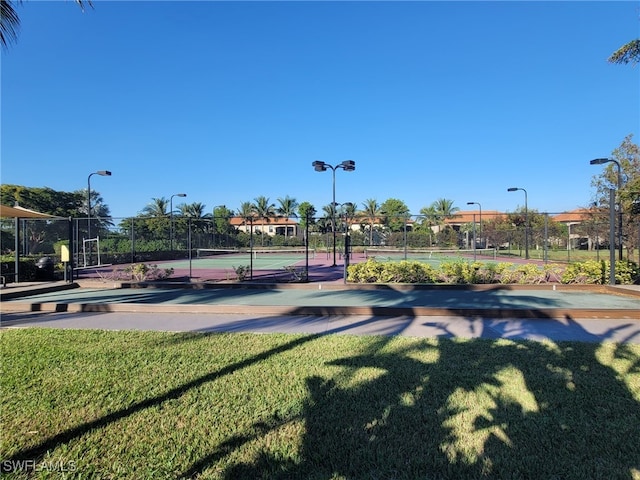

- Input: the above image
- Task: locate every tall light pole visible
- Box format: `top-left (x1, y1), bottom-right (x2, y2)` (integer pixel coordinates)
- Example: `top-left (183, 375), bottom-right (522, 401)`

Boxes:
top-left (312, 160), bottom-right (356, 266)
top-left (170, 193), bottom-right (187, 252)
top-left (87, 170), bottom-right (111, 240)
top-left (507, 187), bottom-right (529, 259)
top-left (466, 201), bottom-right (482, 250)
top-left (590, 158), bottom-right (623, 261)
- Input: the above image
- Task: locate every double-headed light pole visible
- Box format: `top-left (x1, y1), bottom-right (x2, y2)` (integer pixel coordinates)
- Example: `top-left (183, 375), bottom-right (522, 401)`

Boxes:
top-left (87, 170), bottom-right (112, 240)
top-left (590, 158), bottom-right (623, 261)
top-left (312, 160), bottom-right (356, 266)
top-left (507, 187), bottom-right (529, 260)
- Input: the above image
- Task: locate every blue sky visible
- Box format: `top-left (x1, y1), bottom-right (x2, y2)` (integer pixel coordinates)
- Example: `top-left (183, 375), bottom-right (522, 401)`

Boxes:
top-left (2, 1), bottom-right (639, 218)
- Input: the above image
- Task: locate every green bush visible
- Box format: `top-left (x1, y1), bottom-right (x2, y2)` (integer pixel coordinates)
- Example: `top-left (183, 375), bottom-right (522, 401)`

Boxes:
top-left (438, 260), bottom-right (480, 284)
top-left (561, 260), bottom-right (605, 284)
top-left (384, 261), bottom-right (437, 283)
top-left (615, 260), bottom-right (640, 284)
top-left (346, 258), bottom-right (638, 285)
top-left (347, 258), bottom-right (389, 283)
top-left (347, 259), bottom-right (437, 283)
top-left (233, 265), bottom-right (250, 281)
top-left (124, 263), bottom-right (174, 281)
top-left (559, 259), bottom-right (639, 285)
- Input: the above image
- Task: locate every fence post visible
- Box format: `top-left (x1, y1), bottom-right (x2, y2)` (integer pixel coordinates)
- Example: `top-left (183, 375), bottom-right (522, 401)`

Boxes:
top-left (188, 218), bottom-right (192, 279)
top-left (609, 188), bottom-right (616, 285)
top-left (403, 215), bottom-right (408, 261)
top-left (131, 217), bottom-right (135, 264)
top-left (305, 212), bottom-right (309, 280)
top-left (68, 217), bottom-right (74, 282)
top-left (543, 213), bottom-right (548, 263)
top-left (13, 218), bottom-right (19, 283)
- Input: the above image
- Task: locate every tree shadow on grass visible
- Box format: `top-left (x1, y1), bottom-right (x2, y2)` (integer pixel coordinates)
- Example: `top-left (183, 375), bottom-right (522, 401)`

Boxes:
top-left (5, 287), bottom-right (640, 478)
top-left (3, 333), bottom-right (323, 468)
top-left (210, 328), bottom-right (640, 479)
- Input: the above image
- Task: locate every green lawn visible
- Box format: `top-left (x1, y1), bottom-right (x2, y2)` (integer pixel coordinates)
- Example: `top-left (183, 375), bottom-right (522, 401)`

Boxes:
top-left (2, 329), bottom-right (639, 479)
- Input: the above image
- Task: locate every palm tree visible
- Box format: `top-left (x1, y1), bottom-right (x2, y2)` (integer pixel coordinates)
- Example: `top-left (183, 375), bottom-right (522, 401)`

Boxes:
top-left (179, 202), bottom-right (209, 219)
top-left (276, 195), bottom-right (299, 240)
top-left (179, 202), bottom-right (211, 234)
top-left (142, 197), bottom-right (169, 217)
top-left (236, 201), bottom-right (255, 246)
top-left (238, 202), bottom-right (254, 224)
top-left (418, 205), bottom-right (439, 246)
top-left (339, 202), bottom-right (357, 232)
top-left (2, 0), bottom-right (91, 48)
top-left (321, 203), bottom-right (336, 233)
top-left (432, 198), bottom-right (460, 220)
top-left (361, 198), bottom-right (380, 246)
top-left (297, 201), bottom-right (317, 239)
top-left (140, 197), bottom-right (170, 244)
top-left (431, 198), bottom-right (460, 247)
top-left (252, 196), bottom-right (276, 246)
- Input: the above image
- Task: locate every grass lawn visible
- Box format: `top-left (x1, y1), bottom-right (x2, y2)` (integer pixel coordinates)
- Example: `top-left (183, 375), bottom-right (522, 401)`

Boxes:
top-left (2, 329), bottom-right (639, 479)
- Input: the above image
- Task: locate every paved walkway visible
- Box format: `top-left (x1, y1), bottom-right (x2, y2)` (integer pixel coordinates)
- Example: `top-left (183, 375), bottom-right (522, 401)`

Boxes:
top-left (2, 280), bottom-right (640, 317)
top-left (2, 281), bottom-right (640, 343)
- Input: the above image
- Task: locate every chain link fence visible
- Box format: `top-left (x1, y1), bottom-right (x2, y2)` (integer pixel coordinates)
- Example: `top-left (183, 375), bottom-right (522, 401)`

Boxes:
top-left (2, 211), bottom-right (639, 283)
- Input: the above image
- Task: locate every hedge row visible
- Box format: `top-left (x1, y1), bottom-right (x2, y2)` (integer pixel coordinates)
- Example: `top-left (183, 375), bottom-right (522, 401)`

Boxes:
top-left (346, 258), bottom-right (640, 285)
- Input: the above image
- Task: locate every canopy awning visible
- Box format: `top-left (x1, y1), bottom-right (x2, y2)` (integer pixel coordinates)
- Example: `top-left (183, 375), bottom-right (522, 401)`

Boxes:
top-left (1, 205), bottom-right (65, 284)
top-left (0, 204), bottom-right (59, 219)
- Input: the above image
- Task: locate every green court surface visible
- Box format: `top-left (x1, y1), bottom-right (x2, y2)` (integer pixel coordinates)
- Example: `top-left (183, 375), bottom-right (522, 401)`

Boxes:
top-left (363, 248), bottom-right (499, 266)
top-left (165, 252), bottom-right (309, 271)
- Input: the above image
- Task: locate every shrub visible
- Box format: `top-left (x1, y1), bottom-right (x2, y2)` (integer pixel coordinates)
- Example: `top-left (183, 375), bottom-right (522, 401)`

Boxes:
top-left (438, 260), bottom-right (476, 284)
top-left (124, 263), bottom-right (174, 281)
top-left (561, 260), bottom-right (606, 284)
top-left (347, 259), bottom-right (436, 283)
top-left (96, 264), bottom-right (174, 282)
top-left (516, 264), bottom-right (548, 284)
top-left (346, 258), bottom-right (640, 285)
top-left (551, 259), bottom-right (639, 285)
top-left (347, 259), bottom-right (388, 283)
top-left (233, 265), bottom-right (250, 281)
top-left (384, 261), bottom-right (437, 283)
top-left (615, 260), bottom-right (640, 284)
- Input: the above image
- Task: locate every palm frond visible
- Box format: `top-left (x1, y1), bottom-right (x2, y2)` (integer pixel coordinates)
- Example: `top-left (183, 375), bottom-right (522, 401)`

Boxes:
top-left (1, 0), bottom-right (21, 48)
top-left (608, 39), bottom-right (640, 66)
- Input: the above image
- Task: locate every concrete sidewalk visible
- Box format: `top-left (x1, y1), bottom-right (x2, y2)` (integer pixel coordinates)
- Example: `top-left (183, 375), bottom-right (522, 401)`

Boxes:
top-left (2, 280), bottom-right (640, 343)
top-left (3, 309), bottom-right (640, 344)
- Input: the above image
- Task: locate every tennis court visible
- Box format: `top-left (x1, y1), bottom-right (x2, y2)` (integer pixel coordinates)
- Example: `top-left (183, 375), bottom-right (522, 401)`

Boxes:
top-left (80, 247), bottom-right (535, 284)
top-left (363, 247), bottom-right (499, 266)
top-left (154, 248), bottom-right (320, 282)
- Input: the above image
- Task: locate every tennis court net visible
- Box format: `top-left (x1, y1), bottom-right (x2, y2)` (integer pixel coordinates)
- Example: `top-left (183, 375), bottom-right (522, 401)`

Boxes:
top-left (196, 248), bottom-right (315, 259)
top-left (364, 247), bottom-right (496, 261)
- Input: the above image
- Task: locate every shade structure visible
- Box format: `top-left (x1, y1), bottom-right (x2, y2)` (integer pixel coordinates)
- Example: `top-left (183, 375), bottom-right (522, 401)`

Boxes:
top-left (0, 205), bottom-right (63, 284)
top-left (0, 204), bottom-right (59, 219)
